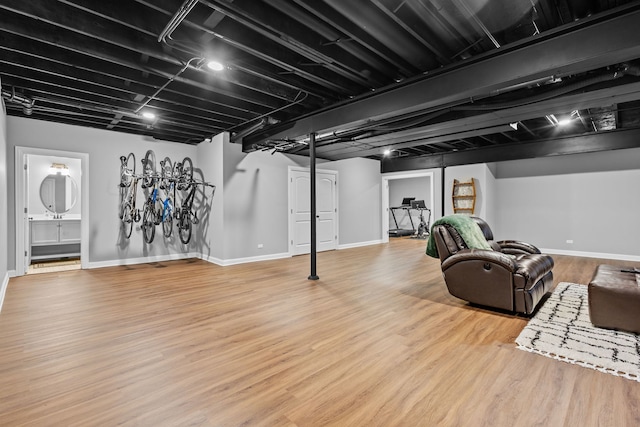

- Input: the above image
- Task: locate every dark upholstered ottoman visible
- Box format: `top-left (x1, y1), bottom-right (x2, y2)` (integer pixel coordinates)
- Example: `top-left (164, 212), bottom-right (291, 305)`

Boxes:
top-left (588, 265), bottom-right (640, 334)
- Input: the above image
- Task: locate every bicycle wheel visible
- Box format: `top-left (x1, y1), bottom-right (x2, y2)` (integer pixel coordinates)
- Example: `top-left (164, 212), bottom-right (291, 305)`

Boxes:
top-left (142, 204), bottom-right (156, 243)
top-left (162, 209), bottom-right (173, 238)
top-left (160, 157), bottom-right (172, 189)
top-left (120, 152), bottom-right (135, 188)
top-left (178, 156), bottom-right (193, 190)
top-left (141, 149), bottom-right (156, 188)
top-left (178, 212), bottom-right (192, 244)
top-left (122, 202), bottom-right (134, 239)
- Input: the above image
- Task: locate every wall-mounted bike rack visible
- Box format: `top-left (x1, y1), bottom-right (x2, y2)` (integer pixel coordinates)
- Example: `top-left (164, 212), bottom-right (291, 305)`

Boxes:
top-left (118, 149), bottom-right (215, 244)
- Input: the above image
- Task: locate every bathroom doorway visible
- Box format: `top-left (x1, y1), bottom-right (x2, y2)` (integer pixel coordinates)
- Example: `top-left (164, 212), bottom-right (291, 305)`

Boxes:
top-left (15, 147), bottom-right (89, 276)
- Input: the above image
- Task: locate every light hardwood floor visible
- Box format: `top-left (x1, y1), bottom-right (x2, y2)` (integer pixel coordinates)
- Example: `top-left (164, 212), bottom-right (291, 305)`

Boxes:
top-left (1, 238), bottom-right (639, 426)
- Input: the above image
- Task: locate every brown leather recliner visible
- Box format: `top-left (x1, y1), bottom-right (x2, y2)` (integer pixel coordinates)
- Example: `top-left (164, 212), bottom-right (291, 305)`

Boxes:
top-left (432, 217), bottom-right (554, 315)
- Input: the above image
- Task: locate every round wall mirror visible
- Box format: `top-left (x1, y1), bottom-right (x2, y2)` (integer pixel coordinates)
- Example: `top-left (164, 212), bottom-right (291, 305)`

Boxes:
top-left (40, 174), bottom-right (78, 214)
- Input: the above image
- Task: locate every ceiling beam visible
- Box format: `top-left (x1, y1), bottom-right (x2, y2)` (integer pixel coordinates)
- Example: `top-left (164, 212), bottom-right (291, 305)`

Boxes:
top-left (244, 5), bottom-right (640, 150)
top-left (299, 80), bottom-right (640, 159)
top-left (381, 127), bottom-right (640, 172)
top-left (313, 124), bottom-right (517, 160)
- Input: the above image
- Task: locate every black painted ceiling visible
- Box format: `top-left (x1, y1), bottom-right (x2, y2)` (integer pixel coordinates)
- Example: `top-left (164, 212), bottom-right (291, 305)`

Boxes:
top-left (1, 0), bottom-right (640, 162)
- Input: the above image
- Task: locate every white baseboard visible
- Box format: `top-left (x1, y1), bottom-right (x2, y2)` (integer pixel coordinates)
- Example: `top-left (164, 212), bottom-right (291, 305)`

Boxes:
top-left (8, 269), bottom-right (17, 278)
top-left (338, 239), bottom-right (384, 250)
top-left (0, 272), bottom-right (9, 313)
top-left (197, 254), bottom-right (225, 266)
top-left (87, 252), bottom-right (200, 269)
top-left (202, 252), bottom-right (291, 267)
top-left (542, 248), bottom-right (640, 263)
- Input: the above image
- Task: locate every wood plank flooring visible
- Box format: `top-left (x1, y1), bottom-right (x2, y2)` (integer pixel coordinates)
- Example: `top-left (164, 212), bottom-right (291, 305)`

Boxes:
top-left (1, 238), bottom-right (639, 426)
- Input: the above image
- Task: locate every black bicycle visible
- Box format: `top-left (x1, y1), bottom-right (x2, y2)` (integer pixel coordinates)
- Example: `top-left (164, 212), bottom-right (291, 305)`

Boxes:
top-left (173, 156), bottom-right (215, 244)
top-left (119, 152), bottom-right (141, 238)
top-left (141, 182), bottom-right (160, 244)
top-left (175, 181), bottom-right (198, 244)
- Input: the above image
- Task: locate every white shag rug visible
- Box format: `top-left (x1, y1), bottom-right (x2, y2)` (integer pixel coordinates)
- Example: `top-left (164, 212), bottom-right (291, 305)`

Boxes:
top-left (516, 282), bottom-right (640, 382)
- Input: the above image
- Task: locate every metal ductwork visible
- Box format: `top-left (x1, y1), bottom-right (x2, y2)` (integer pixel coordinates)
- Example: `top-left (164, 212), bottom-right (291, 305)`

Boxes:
top-left (230, 117), bottom-right (280, 143)
top-left (2, 87), bottom-right (34, 115)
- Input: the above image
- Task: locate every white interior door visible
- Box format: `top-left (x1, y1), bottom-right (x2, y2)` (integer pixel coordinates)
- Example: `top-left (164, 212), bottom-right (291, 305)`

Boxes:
top-left (290, 168), bottom-right (337, 256)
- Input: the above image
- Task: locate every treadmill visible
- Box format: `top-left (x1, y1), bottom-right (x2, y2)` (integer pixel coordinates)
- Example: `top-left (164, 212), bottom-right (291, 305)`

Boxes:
top-left (388, 197), bottom-right (416, 237)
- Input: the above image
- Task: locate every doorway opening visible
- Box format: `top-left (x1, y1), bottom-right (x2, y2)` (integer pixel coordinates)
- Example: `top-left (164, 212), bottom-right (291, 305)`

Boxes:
top-left (381, 170), bottom-right (437, 243)
top-left (15, 147), bottom-right (89, 277)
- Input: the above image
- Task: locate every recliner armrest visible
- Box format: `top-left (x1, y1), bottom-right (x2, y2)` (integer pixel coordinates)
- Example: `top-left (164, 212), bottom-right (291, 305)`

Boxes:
top-left (514, 254), bottom-right (554, 288)
top-left (441, 249), bottom-right (518, 272)
top-left (497, 240), bottom-right (541, 255)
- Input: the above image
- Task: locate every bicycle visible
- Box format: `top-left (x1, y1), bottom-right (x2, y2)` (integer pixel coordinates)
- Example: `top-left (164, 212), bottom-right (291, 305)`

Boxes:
top-left (119, 153), bottom-right (141, 239)
top-left (141, 180), bottom-right (160, 244)
top-left (175, 180), bottom-right (197, 244)
top-left (175, 178), bottom-right (215, 244)
top-left (172, 156), bottom-right (197, 244)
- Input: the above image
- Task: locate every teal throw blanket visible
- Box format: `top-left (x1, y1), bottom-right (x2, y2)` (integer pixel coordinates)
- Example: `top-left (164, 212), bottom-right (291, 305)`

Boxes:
top-left (426, 214), bottom-right (493, 258)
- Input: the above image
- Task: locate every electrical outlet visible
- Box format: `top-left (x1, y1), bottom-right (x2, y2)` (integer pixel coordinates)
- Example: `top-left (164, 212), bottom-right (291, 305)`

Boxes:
top-left (566, 240), bottom-right (573, 244)
top-left (258, 244), bottom-right (264, 249)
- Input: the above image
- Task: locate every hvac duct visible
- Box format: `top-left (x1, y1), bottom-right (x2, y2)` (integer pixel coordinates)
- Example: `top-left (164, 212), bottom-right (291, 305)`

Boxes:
top-left (2, 87), bottom-right (34, 115)
top-left (230, 117), bottom-right (280, 143)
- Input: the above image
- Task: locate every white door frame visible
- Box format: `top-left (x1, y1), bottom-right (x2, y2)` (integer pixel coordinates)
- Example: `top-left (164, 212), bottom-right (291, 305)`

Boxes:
top-left (15, 147), bottom-right (90, 276)
top-left (381, 170), bottom-right (435, 243)
top-left (288, 166), bottom-right (339, 256)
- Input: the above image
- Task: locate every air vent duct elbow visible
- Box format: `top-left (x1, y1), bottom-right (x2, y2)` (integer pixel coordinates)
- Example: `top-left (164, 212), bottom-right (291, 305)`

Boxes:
top-left (2, 87), bottom-right (35, 115)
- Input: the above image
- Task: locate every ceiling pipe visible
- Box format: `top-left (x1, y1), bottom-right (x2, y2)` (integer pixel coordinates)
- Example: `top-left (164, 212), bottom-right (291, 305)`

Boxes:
top-left (453, 0), bottom-right (501, 49)
top-left (134, 56), bottom-right (203, 114)
top-left (158, 0), bottom-right (200, 43)
top-left (2, 87), bottom-right (34, 115)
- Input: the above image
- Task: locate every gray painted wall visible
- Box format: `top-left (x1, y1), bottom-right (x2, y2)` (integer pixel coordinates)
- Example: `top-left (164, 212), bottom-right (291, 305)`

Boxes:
top-left (6, 117), bottom-right (199, 268)
top-left (444, 163), bottom-right (493, 219)
top-left (193, 133), bottom-right (225, 261)
top-left (388, 176), bottom-right (431, 230)
top-left (6, 119), bottom-right (388, 270)
top-left (323, 157), bottom-right (382, 245)
top-left (492, 148), bottom-right (640, 257)
top-left (0, 97), bottom-right (8, 291)
top-left (221, 142), bottom-right (310, 260)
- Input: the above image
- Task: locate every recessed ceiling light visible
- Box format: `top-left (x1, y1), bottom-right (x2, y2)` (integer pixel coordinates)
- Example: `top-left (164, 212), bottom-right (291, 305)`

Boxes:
top-left (207, 60), bottom-right (224, 71)
top-left (141, 111), bottom-right (156, 120)
top-left (383, 149), bottom-right (391, 156)
top-left (558, 118), bottom-right (572, 126)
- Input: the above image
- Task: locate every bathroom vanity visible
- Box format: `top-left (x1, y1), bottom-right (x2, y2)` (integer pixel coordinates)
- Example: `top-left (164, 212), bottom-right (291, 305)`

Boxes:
top-left (29, 171), bottom-right (81, 261)
top-left (30, 218), bottom-right (81, 260)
